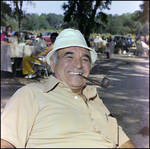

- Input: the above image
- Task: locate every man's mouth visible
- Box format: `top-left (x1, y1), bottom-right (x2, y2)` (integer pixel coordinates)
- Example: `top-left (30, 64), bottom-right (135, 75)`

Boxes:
top-left (68, 72), bottom-right (82, 75)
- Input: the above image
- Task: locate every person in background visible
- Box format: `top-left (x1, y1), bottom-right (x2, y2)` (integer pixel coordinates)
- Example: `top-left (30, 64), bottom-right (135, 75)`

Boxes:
top-left (102, 36), bottom-right (108, 47)
top-left (122, 37), bottom-right (129, 53)
top-left (134, 37), bottom-right (149, 56)
top-left (94, 35), bottom-right (103, 53)
top-left (143, 35), bottom-right (147, 44)
top-left (35, 32), bottom-right (59, 56)
top-left (140, 36), bottom-right (149, 56)
top-left (14, 32), bottom-right (19, 41)
top-left (107, 36), bottom-right (112, 44)
top-left (1, 28), bottom-right (136, 148)
top-left (22, 32), bottom-right (58, 78)
top-left (98, 34), bottom-right (103, 52)
top-left (18, 32), bottom-right (25, 43)
top-left (102, 36), bottom-right (110, 58)
top-left (127, 35), bottom-right (131, 40)
top-left (25, 31), bottom-right (31, 40)
top-left (34, 33), bottom-right (47, 51)
top-left (98, 34), bottom-right (103, 42)
top-left (1, 25), bottom-right (12, 41)
top-left (4, 25), bottom-right (12, 37)
top-left (127, 37), bottom-right (132, 47)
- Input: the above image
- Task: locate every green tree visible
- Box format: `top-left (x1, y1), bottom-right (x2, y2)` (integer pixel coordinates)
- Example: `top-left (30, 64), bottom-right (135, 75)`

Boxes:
top-left (62, 0), bottom-right (112, 46)
top-left (12, 1), bottom-right (24, 31)
top-left (7, 1), bottom-right (35, 31)
top-left (38, 13), bottom-right (50, 30)
top-left (134, 1), bottom-right (149, 23)
top-left (46, 13), bottom-right (64, 29)
top-left (4, 14), bottom-right (19, 31)
top-left (22, 13), bottom-right (39, 31)
top-left (1, 1), bottom-right (12, 26)
top-left (103, 14), bottom-right (122, 35)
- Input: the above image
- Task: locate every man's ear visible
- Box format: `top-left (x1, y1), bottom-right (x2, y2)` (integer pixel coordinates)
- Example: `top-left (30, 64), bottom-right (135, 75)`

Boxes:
top-left (50, 56), bottom-right (56, 73)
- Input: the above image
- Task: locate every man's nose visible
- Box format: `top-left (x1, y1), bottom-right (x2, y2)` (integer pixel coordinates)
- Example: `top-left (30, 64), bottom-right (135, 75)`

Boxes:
top-left (73, 58), bottom-right (83, 68)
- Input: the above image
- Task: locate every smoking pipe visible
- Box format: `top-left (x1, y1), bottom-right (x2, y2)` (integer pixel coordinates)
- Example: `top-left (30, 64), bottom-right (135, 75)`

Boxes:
top-left (78, 74), bottom-right (110, 88)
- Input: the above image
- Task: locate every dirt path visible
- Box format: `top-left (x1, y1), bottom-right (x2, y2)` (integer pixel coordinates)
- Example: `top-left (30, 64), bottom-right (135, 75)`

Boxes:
top-left (1, 53), bottom-right (149, 148)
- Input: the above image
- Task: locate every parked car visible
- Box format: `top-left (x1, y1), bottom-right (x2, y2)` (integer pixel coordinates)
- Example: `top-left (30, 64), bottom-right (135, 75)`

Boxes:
top-left (42, 32), bottom-right (52, 42)
top-left (12, 30), bottom-right (36, 39)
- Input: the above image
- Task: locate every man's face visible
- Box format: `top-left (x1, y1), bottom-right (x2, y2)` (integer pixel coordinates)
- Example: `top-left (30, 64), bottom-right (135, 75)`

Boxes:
top-left (7, 27), bottom-right (12, 34)
top-left (50, 46), bottom-right (91, 90)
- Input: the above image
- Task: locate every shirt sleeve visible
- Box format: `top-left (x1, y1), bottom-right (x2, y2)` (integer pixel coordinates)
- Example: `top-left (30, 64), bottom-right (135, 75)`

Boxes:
top-left (1, 86), bottom-right (40, 148)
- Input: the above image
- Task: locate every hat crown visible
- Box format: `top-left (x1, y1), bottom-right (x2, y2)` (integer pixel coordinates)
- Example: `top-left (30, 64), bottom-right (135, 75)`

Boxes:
top-left (53, 28), bottom-right (87, 49)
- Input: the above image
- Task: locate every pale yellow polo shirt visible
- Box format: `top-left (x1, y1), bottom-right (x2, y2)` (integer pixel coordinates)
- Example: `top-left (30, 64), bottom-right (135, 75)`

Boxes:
top-left (1, 75), bottom-right (129, 148)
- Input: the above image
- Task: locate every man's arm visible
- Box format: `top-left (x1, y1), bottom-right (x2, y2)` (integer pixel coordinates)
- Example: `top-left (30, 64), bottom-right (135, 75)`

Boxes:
top-left (1, 139), bottom-right (16, 148)
top-left (119, 140), bottom-right (137, 148)
top-left (37, 43), bottom-right (54, 56)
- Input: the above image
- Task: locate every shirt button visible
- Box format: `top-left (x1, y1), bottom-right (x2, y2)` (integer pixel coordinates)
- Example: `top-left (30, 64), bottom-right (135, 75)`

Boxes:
top-left (74, 96), bottom-right (78, 100)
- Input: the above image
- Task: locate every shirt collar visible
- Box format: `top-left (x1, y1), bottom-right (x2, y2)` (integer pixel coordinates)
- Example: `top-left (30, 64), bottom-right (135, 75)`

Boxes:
top-left (43, 75), bottom-right (60, 92)
top-left (43, 75), bottom-right (97, 101)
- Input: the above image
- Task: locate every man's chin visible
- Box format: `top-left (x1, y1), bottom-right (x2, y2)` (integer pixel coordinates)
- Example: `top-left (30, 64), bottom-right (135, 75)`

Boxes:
top-left (67, 81), bottom-right (86, 90)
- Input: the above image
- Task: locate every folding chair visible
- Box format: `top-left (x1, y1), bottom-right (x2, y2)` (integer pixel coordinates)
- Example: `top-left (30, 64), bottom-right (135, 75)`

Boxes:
top-left (27, 56), bottom-right (49, 79)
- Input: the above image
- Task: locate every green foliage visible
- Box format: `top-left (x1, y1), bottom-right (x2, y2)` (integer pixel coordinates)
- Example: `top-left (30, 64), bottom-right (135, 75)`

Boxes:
top-left (1, 1), bottom-right (12, 26)
top-left (62, 0), bottom-right (112, 46)
top-left (4, 14), bottom-right (19, 31)
top-left (134, 1), bottom-right (149, 23)
top-left (21, 13), bottom-right (64, 31)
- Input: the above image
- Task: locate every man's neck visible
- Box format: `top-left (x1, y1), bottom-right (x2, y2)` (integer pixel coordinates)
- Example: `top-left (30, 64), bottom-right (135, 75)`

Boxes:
top-left (71, 88), bottom-right (83, 95)
top-left (71, 86), bottom-right (88, 104)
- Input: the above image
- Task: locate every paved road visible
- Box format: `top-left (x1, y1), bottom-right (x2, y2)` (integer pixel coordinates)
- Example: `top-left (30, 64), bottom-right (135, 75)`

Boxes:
top-left (90, 54), bottom-right (149, 148)
top-left (1, 53), bottom-right (149, 148)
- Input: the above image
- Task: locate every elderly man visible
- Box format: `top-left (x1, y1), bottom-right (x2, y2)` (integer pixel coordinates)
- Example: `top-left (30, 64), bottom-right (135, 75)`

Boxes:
top-left (1, 29), bottom-right (136, 148)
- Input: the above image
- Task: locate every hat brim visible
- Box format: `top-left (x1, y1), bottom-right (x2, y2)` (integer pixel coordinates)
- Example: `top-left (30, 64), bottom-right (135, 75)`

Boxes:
top-left (46, 45), bottom-right (97, 65)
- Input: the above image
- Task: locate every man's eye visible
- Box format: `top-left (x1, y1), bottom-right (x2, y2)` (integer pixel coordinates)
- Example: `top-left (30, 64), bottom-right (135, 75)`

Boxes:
top-left (82, 58), bottom-right (89, 62)
top-left (67, 56), bottom-right (73, 59)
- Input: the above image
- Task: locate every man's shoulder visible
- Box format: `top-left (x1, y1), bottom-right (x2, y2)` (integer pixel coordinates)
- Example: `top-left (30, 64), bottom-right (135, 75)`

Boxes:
top-left (26, 82), bottom-right (44, 92)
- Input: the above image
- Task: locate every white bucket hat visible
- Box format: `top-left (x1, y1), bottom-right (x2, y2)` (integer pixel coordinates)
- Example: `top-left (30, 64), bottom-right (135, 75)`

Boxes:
top-left (46, 28), bottom-right (97, 65)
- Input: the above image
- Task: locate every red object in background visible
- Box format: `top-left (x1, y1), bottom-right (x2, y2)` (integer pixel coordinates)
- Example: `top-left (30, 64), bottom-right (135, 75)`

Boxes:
top-left (42, 32), bottom-right (51, 42)
top-left (1, 33), bottom-right (6, 41)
